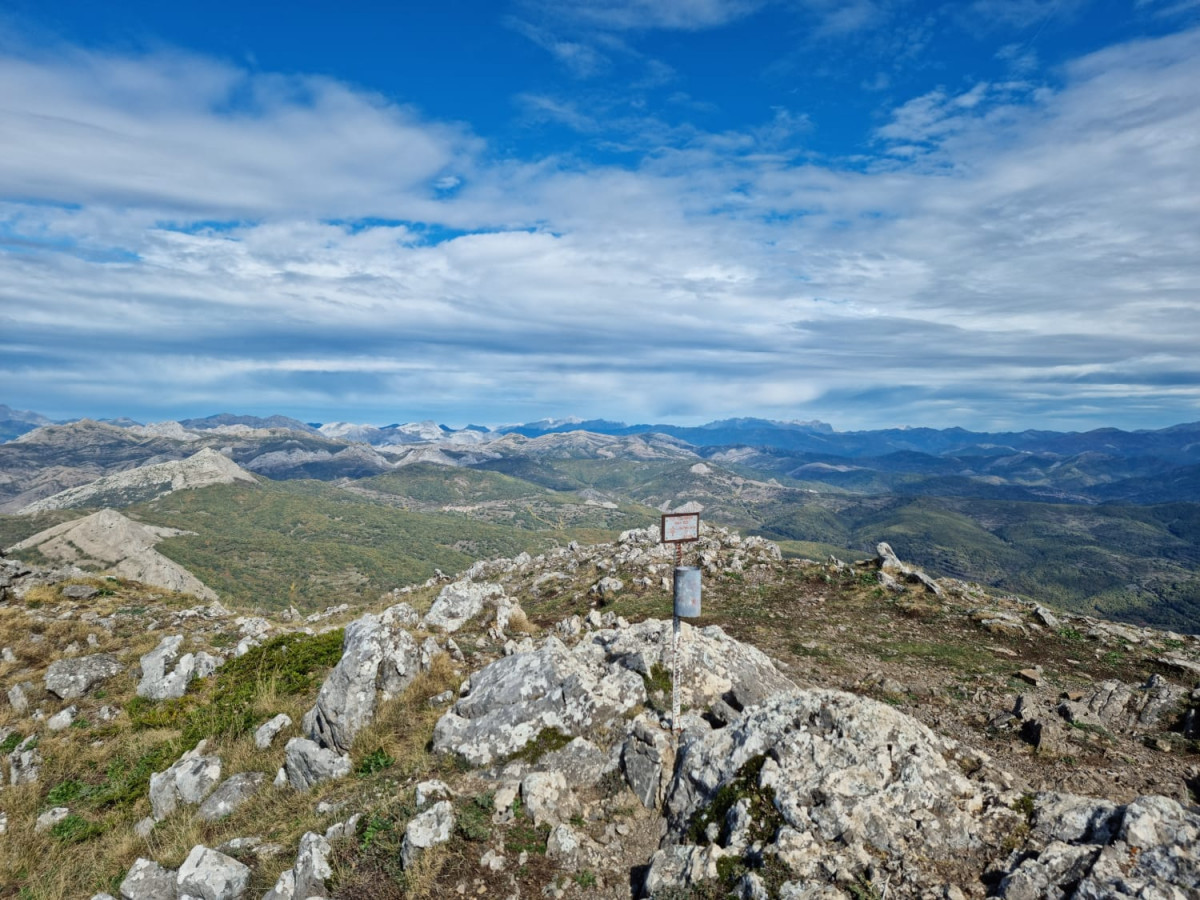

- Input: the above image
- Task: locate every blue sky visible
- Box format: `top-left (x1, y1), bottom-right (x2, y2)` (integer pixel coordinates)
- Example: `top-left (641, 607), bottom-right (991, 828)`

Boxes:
top-left (1, 0), bottom-right (1198, 430)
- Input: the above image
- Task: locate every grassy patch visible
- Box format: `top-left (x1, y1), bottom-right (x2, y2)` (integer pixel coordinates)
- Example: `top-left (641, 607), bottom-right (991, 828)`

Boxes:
top-left (686, 754), bottom-right (783, 846)
top-left (355, 748), bottom-right (395, 777)
top-left (455, 794), bottom-right (493, 843)
top-left (48, 814), bottom-right (103, 845)
top-left (506, 728), bottom-right (573, 766)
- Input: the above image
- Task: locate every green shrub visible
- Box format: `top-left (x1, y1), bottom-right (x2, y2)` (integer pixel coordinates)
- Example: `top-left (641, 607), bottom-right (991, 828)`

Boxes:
top-left (356, 748), bottom-right (395, 777)
top-left (50, 814), bottom-right (103, 845)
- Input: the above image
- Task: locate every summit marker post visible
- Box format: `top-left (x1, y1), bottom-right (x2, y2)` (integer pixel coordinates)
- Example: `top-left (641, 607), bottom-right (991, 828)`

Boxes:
top-left (661, 511), bottom-right (701, 737)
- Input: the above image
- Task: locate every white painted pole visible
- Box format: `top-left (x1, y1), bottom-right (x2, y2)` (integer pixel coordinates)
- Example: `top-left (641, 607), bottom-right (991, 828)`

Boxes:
top-left (672, 612), bottom-right (681, 737)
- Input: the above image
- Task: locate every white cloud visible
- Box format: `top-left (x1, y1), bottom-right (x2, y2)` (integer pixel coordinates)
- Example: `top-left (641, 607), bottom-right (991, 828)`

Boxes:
top-left (525, 0), bottom-right (766, 31)
top-left (0, 47), bottom-right (474, 221)
top-left (2, 29), bottom-right (1200, 429)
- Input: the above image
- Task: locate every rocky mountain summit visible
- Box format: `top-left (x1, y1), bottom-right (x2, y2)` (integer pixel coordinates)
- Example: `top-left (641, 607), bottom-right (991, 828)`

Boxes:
top-left (8, 508), bottom-right (217, 600)
top-left (19, 448), bottom-right (257, 514)
top-left (0, 529), bottom-right (1197, 899)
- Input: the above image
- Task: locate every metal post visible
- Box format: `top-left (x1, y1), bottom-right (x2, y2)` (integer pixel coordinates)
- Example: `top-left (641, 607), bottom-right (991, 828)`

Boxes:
top-left (672, 541), bottom-right (683, 737)
top-left (672, 609), bottom-right (681, 737)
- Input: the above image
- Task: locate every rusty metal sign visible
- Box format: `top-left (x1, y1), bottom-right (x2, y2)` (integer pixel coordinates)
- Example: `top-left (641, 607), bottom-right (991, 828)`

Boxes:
top-left (661, 512), bottom-right (700, 544)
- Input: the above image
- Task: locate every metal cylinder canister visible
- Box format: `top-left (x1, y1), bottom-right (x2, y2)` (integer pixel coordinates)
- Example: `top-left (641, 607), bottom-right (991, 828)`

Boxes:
top-left (673, 566), bottom-right (702, 617)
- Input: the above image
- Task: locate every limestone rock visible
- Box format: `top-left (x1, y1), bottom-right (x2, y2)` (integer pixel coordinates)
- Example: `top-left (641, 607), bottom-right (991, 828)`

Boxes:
top-left (254, 713), bottom-right (292, 750)
top-left (148, 742), bottom-right (222, 821)
top-left (9, 735), bottom-right (41, 785)
top-left (546, 823), bottom-right (580, 870)
top-left (433, 620), bottom-right (792, 767)
top-left (137, 636), bottom-right (217, 700)
top-left (263, 831), bottom-right (333, 900)
top-left (622, 716), bottom-right (674, 809)
top-left (7, 683), bottom-right (29, 713)
top-left (47, 705), bottom-right (78, 731)
top-left (175, 845), bottom-right (250, 900)
top-left (433, 635), bottom-right (645, 766)
top-left (35, 807), bottom-right (69, 832)
top-left (197, 772), bottom-right (265, 822)
top-left (45, 653), bottom-right (123, 700)
top-left (521, 770), bottom-right (575, 826)
top-left (540, 736), bottom-right (616, 788)
top-left (995, 794), bottom-right (1200, 898)
top-left (1057, 675), bottom-right (1186, 733)
top-left (422, 580), bottom-right (505, 633)
top-left (416, 779), bottom-right (452, 807)
top-left (303, 607), bottom-right (421, 752)
top-left (119, 858), bottom-right (178, 900)
top-left (401, 800), bottom-right (454, 869)
top-left (661, 689), bottom-right (1004, 891)
top-left (642, 844), bottom-right (729, 897)
top-left (283, 738), bottom-right (350, 792)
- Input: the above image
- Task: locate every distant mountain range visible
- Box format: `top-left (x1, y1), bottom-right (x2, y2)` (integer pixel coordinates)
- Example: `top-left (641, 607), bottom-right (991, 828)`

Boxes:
top-left (5, 406), bottom-right (1200, 506)
top-left (5, 404), bottom-right (1200, 631)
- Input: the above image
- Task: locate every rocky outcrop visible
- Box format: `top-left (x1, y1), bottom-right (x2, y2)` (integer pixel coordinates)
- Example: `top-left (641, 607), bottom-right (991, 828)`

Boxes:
top-left (137, 635), bottom-right (220, 700)
top-left (196, 772), bottom-right (265, 822)
top-left (302, 604), bottom-right (424, 753)
top-left (255, 713), bottom-right (292, 750)
top-left (994, 793), bottom-right (1200, 898)
top-left (433, 618), bottom-right (793, 767)
top-left (148, 742), bottom-right (222, 821)
top-left (44, 653), bottom-right (123, 700)
top-left (421, 580), bottom-right (505, 633)
top-left (647, 689), bottom-right (1015, 896)
top-left (283, 738), bottom-right (351, 792)
top-left (263, 831), bottom-right (333, 900)
top-left (118, 858), bottom-right (177, 900)
top-left (18, 448), bottom-right (256, 513)
top-left (1057, 674), bottom-right (1186, 734)
top-left (869, 541), bottom-right (943, 595)
top-left (176, 845), bottom-right (250, 900)
top-left (8, 509), bottom-right (217, 600)
top-left (401, 800), bottom-right (454, 869)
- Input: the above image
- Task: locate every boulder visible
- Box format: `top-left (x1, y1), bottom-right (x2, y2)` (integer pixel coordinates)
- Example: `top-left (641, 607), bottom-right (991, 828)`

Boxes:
top-left (254, 713), bottom-right (292, 750)
top-left (263, 831), bottom-right (335, 900)
top-left (303, 608), bottom-right (421, 752)
top-left (35, 807), bottom-right (69, 832)
top-left (622, 716), bottom-right (674, 809)
top-left (9, 735), bottom-right (41, 785)
top-left (422, 580), bottom-right (505, 633)
top-left (148, 742), bottom-right (222, 821)
top-left (175, 845), bottom-right (250, 900)
top-left (47, 705), bottom-right (78, 731)
top-left (119, 858), bottom-right (177, 900)
top-left (283, 738), bottom-right (350, 792)
top-left (44, 653), bottom-right (123, 700)
top-left (995, 794), bottom-right (1200, 898)
top-left (196, 772), bottom-right (265, 822)
top-left (137, 636), bottom-right (219, 700)
top-left (401, 800), bottom-right (454, 869)
top-left (433, 620), bottom-right (792, 767)
top-left (1058, 675), bottom-right (1186, 733)
top-left (656, 689), bottom-right (1008, 895)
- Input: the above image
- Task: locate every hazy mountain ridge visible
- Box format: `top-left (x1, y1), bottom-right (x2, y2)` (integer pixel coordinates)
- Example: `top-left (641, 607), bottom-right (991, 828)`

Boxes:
top-left (5, 406), bottom-right (1200, 630)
